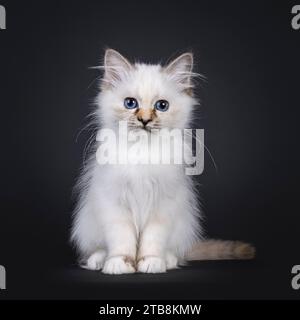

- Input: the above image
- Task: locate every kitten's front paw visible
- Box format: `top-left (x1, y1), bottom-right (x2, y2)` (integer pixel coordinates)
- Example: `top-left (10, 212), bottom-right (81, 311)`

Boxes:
top-left (81, 250), bottom-right (106, 271)
top-left (137, 256), bottom-right (167, 273)
top-left (102, 256), bottom-right (136, 275)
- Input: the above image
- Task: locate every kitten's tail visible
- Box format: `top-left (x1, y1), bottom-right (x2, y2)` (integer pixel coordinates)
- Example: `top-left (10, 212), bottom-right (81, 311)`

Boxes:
top-left (186, 240), bottom-right (255, 261)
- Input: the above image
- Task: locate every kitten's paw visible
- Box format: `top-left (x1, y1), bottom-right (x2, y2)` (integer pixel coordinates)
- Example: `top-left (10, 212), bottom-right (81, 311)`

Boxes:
top-left (102, 256), bottom-right (136, 275)
top-left (81, 250), bottom-right (106, 271)
top-left (166, 252), bottom-right (178, 270)
top-left (137, 256), bottom-right (167, 273)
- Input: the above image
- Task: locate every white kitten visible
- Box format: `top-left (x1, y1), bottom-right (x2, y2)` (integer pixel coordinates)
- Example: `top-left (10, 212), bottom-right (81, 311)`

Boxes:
top-left (71, 49), bottom-right (255, 274)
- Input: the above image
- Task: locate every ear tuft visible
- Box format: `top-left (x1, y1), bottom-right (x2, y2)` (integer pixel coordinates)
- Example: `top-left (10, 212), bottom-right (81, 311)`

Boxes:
top-left (102, 49), bottom-right (132, 89)
top-left (164, 52), bottom-right (194, 91)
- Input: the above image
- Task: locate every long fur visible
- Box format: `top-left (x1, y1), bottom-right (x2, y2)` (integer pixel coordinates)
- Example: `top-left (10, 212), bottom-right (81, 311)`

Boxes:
top-left (71, 49), bottom-right (254, 274)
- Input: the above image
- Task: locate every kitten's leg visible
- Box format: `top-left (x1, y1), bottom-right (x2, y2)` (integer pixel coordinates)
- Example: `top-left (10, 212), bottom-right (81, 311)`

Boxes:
top-left (102, 213), bottom-right (137, 274)
top-left (137, 216), bottom-right (171, 273)
top-left (81, 249), bottom-right (107, 271)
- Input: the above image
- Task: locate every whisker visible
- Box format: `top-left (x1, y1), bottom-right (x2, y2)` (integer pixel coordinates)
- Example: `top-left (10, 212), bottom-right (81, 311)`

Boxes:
top-left (184, 131), bottom-right (218, 173)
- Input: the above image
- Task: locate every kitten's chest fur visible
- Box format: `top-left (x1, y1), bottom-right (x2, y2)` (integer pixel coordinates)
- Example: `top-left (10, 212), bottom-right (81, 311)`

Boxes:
top-left (102, 163), bottom-right (183, 230)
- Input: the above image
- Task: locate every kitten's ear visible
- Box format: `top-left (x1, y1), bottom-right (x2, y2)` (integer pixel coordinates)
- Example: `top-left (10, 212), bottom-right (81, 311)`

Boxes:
top-left (164, 52), bottom-right (194, 91)
top-left (103, 49), bottom-right (132, 88)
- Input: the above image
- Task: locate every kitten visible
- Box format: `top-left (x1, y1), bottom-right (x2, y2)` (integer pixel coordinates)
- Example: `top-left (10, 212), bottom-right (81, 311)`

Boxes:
top-left (71, 49), bottom-right (255, 274)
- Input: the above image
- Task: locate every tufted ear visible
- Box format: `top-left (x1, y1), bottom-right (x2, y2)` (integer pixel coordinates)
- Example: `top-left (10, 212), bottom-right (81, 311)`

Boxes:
top-left (103, 49), bottom-right (132, 88)
top-left (164, 52), bottom-right (194, 90)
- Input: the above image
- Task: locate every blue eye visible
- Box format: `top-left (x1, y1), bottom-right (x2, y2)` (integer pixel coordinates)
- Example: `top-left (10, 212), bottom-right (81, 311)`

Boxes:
top-left (154, 100), bottom-right (169, 112)
top-left (124, 97), bottom-right (138, 109)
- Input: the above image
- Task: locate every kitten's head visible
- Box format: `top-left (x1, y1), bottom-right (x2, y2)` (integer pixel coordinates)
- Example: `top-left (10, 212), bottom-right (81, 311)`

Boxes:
top-left (97, 49), bottom-right (198, 131)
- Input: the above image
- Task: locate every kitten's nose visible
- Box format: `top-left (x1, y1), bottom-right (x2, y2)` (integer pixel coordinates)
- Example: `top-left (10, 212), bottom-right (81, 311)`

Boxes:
top-left (137, 117), bottom-right (152, 126)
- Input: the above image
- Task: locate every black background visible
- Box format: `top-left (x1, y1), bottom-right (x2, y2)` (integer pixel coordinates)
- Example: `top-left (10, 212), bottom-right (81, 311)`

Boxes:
top-left (0, 0), bottom-right (299, 299)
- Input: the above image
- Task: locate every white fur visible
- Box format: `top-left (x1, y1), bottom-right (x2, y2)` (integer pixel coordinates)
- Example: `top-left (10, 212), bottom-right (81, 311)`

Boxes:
top-left (71, 50), bottom-right (202, 274)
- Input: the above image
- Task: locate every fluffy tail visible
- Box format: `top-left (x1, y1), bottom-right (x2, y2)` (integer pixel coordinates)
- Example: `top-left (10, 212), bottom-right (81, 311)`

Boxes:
top-left (186, 240), bottom-right (255, 261)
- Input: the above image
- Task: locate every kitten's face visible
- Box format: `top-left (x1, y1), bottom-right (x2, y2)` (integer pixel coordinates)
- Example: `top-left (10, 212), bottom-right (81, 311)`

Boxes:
top-left (98, 50), bottom-right (197, 131)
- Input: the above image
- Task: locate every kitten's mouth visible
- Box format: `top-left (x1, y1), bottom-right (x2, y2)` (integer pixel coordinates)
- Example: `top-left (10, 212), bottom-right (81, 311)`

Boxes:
top-left (141, 126), bottom-right (152, 132)
top-left (128, 124), bottom-right (153, 132)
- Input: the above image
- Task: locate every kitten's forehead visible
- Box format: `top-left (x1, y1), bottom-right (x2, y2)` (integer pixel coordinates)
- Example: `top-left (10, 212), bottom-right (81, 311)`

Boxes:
top-left (127, 63), bottom-right (168, 99)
